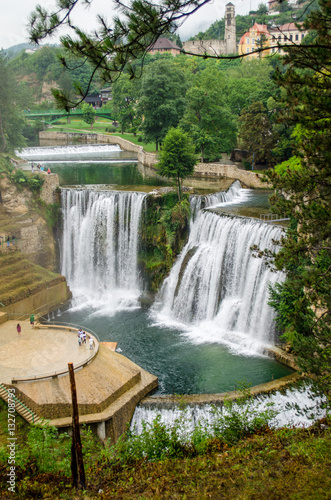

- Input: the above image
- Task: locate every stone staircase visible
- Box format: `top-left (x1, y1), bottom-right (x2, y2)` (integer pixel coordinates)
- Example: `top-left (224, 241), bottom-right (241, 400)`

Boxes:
top-left (0, 383), bottom-right (41, 424)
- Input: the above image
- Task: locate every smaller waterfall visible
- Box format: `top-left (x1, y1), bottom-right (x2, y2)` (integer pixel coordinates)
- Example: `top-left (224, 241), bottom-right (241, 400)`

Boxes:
top-left (153, 211), bottom-right (285, 352)
top-left (130, 384), bottom-right (327, 435)
top-left (61, 189), bottom-right (146, 313)
top-left (17, 144), bottom-right (122, 160)
top-left (190, 181), bottom-right (247, 219)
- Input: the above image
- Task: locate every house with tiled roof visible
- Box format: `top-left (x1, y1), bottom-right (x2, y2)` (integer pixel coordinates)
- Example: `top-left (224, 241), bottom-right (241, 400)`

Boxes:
top-left (147, 38), bottom-right (181, 56)
top-left (238, 21), bottom-right (309, 59)
top-left (238, 23), bottom-right (270, 59)
top-left (269, 22), bottom-right (308, 54)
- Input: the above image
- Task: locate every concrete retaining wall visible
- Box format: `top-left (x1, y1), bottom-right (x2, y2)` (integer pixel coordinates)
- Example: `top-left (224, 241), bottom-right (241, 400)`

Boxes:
top-left (5, 280), bottom-right (72, 320)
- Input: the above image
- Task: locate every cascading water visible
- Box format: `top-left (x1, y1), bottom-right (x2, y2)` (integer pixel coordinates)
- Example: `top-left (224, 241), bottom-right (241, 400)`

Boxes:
top-left (61, 188), bottom-right (146, 313)
top-left (190, 180), bottom-right (247, 218)
top-left (130, 382), bottom-right (327, 434)
top-left (18, 144), bottom-right (122, 160)
top-left (153, 210), bottom-right (285, 353)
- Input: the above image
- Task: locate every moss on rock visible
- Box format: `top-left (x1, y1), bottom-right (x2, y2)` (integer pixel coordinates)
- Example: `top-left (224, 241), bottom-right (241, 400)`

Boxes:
top-left (139, 192), bottom-right (190, 293)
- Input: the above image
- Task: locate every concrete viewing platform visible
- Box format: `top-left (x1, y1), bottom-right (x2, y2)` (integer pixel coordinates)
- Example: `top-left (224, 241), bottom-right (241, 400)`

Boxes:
top-left (0, 321), bottom-right (94, 384)
top-left (0, 320), bottom-right (158, 441)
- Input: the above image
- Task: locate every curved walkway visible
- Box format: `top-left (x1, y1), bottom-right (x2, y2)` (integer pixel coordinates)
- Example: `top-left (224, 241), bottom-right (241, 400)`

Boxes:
top-left (0, 320), bottom-right (94, 384)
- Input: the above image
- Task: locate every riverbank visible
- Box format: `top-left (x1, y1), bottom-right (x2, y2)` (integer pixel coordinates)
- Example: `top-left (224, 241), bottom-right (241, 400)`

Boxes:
top-left (39, 131), bottom-right (270, 188)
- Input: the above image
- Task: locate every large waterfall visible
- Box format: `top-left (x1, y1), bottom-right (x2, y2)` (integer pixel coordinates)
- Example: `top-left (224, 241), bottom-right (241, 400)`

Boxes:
top-left (61, 188), bottom-right (146, 313)
top-left (153, 210), bottom-right (284, 352)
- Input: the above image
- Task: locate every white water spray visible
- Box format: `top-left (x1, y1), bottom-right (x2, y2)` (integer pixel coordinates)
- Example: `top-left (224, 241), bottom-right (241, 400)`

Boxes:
top-left (17, 144), bottom-right (122, 160)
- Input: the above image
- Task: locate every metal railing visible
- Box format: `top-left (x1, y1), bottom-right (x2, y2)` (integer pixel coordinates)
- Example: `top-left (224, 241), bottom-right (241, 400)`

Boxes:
top-left (11, 321), bottom-right (100, 383)
top-left (0, 383), bottom-right (36, 423)
top-left (260, 213), bottom-right (290, 223)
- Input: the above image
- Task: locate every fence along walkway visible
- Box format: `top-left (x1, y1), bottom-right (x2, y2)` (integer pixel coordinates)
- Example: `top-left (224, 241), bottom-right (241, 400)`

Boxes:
top-left (11, 321), bottom-right (100, 383)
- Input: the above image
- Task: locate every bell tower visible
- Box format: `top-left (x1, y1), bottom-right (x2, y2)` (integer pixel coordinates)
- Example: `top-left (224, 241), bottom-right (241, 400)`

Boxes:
top-left (224, 2), bottom-right (236, 54)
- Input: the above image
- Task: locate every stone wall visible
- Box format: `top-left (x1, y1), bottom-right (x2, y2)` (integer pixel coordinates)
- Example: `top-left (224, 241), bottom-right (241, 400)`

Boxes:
top-left (194, 163), bottom-right (271, 189)
top-left (183, 39), bottom-right (228, 56)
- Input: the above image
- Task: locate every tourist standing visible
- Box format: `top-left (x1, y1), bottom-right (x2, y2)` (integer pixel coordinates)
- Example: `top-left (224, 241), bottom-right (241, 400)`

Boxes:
top-left (16, 324), bottom-right (21, 336)
top-left (89, 337), bottom-right (94, 350)
top-left (30, 314), bottom-right (35, 327)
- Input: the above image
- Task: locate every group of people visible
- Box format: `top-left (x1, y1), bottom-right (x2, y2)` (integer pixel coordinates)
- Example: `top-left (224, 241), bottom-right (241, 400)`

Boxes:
top-left (77, 328), bottom-right (94, 349)
top-left (16, 320), bottom-right (95, 352)
top-left (31, 162), bottom-right (51, 174)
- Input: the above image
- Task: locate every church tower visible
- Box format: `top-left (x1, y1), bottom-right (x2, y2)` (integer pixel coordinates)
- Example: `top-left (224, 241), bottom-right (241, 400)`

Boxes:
top-left (224, 2), bottom-right (236, 54)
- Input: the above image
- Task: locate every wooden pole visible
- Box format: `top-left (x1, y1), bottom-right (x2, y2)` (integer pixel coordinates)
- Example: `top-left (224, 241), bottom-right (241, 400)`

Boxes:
top-left (68, 362), bottom-right (86, 490)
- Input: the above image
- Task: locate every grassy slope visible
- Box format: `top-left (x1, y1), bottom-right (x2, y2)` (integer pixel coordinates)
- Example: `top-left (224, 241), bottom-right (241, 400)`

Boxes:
top-left (0, 253), bottom-right (60, 304)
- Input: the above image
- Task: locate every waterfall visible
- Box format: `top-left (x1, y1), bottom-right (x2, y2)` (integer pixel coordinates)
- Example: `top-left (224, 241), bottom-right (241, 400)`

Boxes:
top-left (153, 211), bottom-right (285, 352)
top-left (61, 188), bottom-right (146, 313)
top-left (130, 384), bottom-right (327, 435)
top-left (17, 144), bottom-right (122, 160)
top-left (189, 180), bottom-right (251, 219)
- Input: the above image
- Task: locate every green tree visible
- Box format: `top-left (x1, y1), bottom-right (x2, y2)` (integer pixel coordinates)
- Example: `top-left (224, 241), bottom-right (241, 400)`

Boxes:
top-left (112, 74), bottom-right (141, 135)
top-left (81, 103), bottom-right (96, 129)
top-left (156, 127), bottom-right (197, 200)
top-left (238, 101), bottom-right (276, 167)
top-left (0, 51), bottom-right (26, 153)
top-left (139, 60), bottom-right (188, 150)
top-left (180, 67), bottom-right (237, 161)
top-left (222, 59), bottom-right (277, 117)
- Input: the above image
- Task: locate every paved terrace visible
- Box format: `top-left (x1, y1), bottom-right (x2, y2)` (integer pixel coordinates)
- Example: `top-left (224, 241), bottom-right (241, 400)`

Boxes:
top-left (0, 320), bottom-right (93, 384)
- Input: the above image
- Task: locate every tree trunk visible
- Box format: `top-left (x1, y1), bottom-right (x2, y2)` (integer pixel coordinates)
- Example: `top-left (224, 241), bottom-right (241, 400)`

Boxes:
top-left (177, 175), bottom-right (181, 201)
top-left (0, 111), bottom-right (7, 154)
top-left (68, 363), bottom-right (86, 490)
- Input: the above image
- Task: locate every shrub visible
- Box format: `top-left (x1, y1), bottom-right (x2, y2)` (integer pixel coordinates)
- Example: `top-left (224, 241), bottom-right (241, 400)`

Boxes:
top-left (10, 170), bottom-right (44, 193)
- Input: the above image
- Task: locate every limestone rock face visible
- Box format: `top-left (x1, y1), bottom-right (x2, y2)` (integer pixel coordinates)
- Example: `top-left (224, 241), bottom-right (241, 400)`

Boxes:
top-left (0, 176), bottom-right (32, 215)
top-left (0, 174), bottom-right (59, 270)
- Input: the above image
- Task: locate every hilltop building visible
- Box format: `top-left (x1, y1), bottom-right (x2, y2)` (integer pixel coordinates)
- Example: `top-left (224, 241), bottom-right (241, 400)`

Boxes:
top-left (238, 21), bottom-right (308, 59)
top-left (269, 22), bottom-right (307, 54)
top-left (147, 38), bottom-right (181, 56)
top-left (238, 23), bottom-right (270, 59)
top-left (182, 3), bottom-right (237, 56)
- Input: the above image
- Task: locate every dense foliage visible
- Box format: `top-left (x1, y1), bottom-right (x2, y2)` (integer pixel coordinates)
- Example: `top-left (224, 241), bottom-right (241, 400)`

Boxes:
top-left (139, 59), bottom-right (188, 150)
top-left (0, 52), bottom-right (26, 153)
